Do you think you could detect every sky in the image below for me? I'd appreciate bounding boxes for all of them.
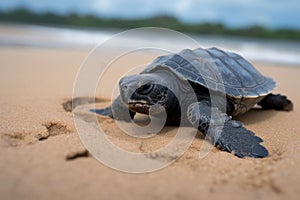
[0,0,300,29]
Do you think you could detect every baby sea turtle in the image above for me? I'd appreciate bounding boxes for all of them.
[96,47,293,158]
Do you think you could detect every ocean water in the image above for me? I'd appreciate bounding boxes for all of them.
[1,24,300,66]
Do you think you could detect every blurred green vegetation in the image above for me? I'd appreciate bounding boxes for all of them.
[1,8,300,40]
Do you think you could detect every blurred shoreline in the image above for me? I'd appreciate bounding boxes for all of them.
[1,23,300,66]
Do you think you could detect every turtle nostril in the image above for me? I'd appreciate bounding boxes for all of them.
[121,84,128,91]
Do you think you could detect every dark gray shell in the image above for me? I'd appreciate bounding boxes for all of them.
[142,47,276,98]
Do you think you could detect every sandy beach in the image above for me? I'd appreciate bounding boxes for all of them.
[0,45,300,200]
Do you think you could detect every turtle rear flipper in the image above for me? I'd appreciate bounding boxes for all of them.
[258,93,293,111]
[187,100,268,158]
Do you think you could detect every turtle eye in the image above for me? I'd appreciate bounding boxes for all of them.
[137,83,154,95]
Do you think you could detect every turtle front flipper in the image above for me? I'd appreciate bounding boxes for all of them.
[187,101,269,158]
[91,96,135,122]
[215,122,268,158]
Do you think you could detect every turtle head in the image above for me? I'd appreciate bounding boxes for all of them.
[119,73,175,115]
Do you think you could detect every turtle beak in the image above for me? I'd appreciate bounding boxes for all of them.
[119,75,140,104]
